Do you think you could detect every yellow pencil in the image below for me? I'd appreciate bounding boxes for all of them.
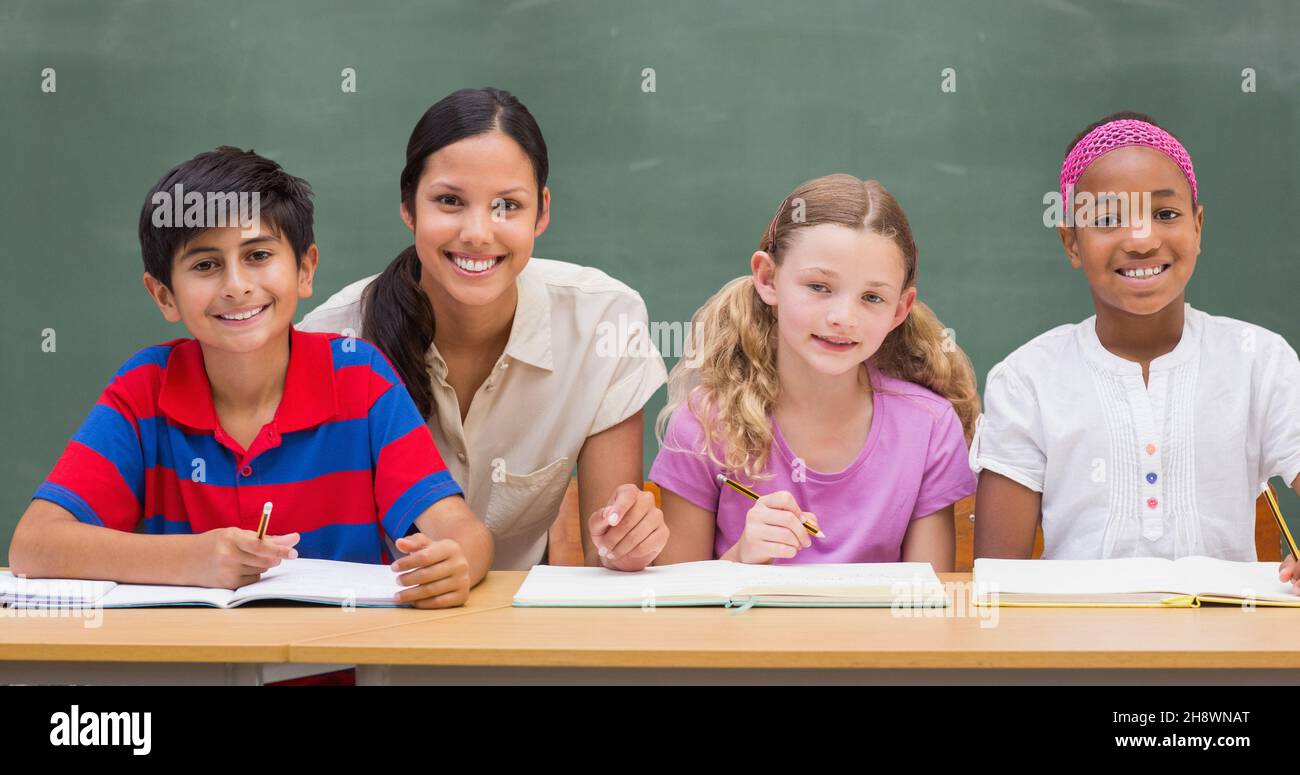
[715,474,825,538]
[1264,485,1298,560]
[256,501,273,541]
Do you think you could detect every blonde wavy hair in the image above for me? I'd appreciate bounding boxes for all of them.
[656,174,980,481]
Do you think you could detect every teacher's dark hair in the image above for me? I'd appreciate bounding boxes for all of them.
[362,87,549,419]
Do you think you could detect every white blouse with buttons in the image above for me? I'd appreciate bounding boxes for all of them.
[299,258,667,569]
[970,304,1300,561]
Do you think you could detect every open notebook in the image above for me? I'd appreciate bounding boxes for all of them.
[973,556,1300,608]
[513,560,947,608]
[0,558,405,609]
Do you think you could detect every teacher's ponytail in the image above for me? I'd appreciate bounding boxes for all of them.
[362,246,435,418]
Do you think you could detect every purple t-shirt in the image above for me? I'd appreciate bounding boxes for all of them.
[649,365,976,563]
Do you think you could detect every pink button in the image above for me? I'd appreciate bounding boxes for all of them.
[241,465,253,477]
[1146,497,1159,509]
[1145,443,1157,455]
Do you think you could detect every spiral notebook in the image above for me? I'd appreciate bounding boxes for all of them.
[0,558,406,609]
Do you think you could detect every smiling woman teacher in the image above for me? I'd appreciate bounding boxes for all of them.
[299,88,670,570]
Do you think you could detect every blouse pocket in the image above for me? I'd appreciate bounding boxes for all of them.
[484,456,573,540]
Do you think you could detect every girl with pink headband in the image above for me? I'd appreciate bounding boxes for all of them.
[970,111,1300,587]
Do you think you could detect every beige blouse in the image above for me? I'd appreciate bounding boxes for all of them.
[298,258,667,569]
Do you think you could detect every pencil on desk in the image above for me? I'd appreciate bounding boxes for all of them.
[715,474,825,538]
[257,501,273,541]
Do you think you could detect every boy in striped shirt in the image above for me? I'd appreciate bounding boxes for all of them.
[9,147,493,607]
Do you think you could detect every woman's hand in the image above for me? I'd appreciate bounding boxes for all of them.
[588,483,669,572]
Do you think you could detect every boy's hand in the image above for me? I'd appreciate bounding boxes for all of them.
[391,533,471,608]
[589,483,669,572]
[1279,554,1300,594]
[734,491,817,564]
[194,527,299,590]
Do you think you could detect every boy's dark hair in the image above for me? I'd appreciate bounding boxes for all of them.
[137,146,315,288]
[1066,110,1168,155]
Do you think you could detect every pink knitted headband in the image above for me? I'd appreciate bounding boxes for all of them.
[1059,119,1198,204]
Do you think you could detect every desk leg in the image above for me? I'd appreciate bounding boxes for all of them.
[229,663,264,685]
[354,665,391,686]
[0,661,270,685]
[260,663,354,684]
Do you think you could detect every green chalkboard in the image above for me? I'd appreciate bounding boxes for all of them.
[3,0,1298,558]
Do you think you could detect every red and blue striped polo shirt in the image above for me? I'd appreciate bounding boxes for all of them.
[32,327,463,565]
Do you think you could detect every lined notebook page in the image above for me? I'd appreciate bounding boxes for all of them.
[514,561,943,604]
[101,583,233,608]
[728,562,941,591]
[515,561,739,603]
[973,558,1182,595]
[1172,557,1298,601]
[232,558,404,606]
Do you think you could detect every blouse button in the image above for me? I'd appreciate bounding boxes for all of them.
[1145,443,1157,455]
[241,465,253,477]
[1146,472,1158,485]
[485,383,495,392]
[1146,497,1159,509]
[457,452,467,462]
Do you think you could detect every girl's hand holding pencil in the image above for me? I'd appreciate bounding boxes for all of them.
[720,489,822,565]
[1279,554,1300,595]
[1267,486,1300,594]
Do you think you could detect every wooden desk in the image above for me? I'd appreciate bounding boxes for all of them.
[0,571,519,685]
[290,572,1300,685]
[7,570,1300,685]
